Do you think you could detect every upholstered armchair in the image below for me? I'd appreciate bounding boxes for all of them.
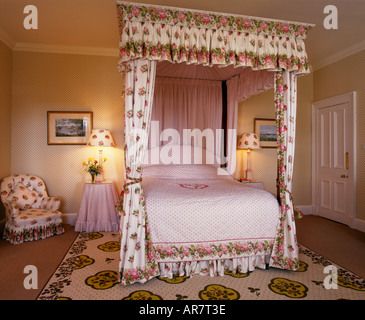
[0,174,64,244]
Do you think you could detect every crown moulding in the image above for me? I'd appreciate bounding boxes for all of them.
[12,42,119,57]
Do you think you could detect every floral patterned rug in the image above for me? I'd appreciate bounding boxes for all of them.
[37,231,365,300]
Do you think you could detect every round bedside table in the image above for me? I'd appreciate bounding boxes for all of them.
[75,181,120,232]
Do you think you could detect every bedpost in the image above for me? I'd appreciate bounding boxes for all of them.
[222,80,227,167]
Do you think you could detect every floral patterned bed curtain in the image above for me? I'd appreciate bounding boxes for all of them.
[118,59,160,285]
[270,71,301,270]
[116,1,313,284]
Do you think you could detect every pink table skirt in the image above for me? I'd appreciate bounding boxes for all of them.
[75,182,120,232]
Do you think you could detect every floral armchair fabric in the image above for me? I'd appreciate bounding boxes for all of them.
[0,174,64,244]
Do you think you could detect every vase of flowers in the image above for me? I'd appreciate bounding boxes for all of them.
[83,157,107,183]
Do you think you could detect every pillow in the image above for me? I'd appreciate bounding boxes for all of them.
[142,164,232,180]
[6,183,39,209]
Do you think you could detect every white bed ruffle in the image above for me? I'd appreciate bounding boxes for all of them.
[158,254,270,279]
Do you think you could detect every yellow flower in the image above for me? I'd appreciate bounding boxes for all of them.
[88,157,93,161]
[337,275,365,291]
[199,284,240,300]
[104,157,107,162]
[82,161,86,165]
[122,290,163,300]
[85,271,118,290]
[74,255,95,269]
[268,278,308,298]
[97,241,120,252]
[158,274,188,284]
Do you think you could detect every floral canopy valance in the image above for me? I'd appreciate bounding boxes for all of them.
[116,1,314,74]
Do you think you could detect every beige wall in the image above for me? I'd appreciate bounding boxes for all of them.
[236,73,313,206]
[313,50,365,221]
[12,51,125,213]
[0,40,12,221]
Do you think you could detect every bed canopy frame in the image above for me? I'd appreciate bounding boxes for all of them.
[115,1,314,285]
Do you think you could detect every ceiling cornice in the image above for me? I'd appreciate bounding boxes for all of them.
[312,39,365,71]
[0,28,15,49]
[12,42,119,57]
[2,37,365,70]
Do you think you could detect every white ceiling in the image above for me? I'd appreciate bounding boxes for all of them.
[1,0,365,70]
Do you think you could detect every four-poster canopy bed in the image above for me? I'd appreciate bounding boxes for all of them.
[115,1,314,285]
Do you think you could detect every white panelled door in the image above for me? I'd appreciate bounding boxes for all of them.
[312,92,356,226]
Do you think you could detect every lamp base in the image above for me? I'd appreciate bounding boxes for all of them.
[245,169,255,181]
[95,176,106,183]
[98,149,105,181]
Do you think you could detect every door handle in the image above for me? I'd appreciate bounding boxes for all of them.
[346,152,349,170]
[341,174,349,178]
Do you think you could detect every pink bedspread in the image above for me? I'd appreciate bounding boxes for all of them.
[143,176,280,264]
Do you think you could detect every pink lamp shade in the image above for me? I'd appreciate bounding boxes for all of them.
[237,133,261,181]
[237,133,261,150]
[87,129,115,147]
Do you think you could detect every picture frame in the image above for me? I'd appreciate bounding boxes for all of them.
[47,111,93,145]
[254,118,277,148]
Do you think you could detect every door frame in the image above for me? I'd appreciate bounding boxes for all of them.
[311,91,357,227]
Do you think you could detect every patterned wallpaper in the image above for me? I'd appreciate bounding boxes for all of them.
[11,52,125,213]
[0,40,12,221]
[0,40,12,177]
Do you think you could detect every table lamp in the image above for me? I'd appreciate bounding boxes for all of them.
[237,133,261,181]
[87,129,115,181]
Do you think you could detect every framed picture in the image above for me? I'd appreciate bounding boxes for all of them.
[254,118,277,148]
[47,111,93,145]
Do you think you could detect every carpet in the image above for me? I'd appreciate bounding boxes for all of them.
[37,231,365,301]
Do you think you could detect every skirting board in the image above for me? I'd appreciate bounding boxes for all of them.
[63,207,315,228]
[297,205,312,215]
[354,218,365,233]
[63,208,313,228]
[49,212,365,233]
[62,213,78,226]
[63,207,312,224]
[3,209,365,233]
[62,209,365,227]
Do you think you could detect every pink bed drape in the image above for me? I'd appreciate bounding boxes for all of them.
[226,76,239,175]
[149,77,223,163]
